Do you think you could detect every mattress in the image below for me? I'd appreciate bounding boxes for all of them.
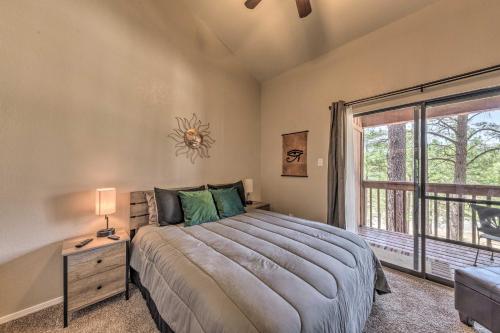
[130,210,390,333]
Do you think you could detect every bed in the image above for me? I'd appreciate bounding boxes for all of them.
[129,191,390,333]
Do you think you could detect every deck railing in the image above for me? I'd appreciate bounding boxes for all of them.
[361,180,500,245]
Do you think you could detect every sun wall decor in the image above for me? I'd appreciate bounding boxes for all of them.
[168,113,215,163]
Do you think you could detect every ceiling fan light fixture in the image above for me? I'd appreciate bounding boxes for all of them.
[244,0,312,18]
[244,0,262,9]
[296,0,312,18]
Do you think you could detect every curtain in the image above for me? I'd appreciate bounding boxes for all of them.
[344,107,357,232]
[327,101,347,228]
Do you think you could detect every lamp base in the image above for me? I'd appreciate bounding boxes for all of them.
[96,228,115,237]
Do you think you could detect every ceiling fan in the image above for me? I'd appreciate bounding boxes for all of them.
[244,0,312,18]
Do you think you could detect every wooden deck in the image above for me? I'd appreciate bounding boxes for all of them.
[359,226,498,281]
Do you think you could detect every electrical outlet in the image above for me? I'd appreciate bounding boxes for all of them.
[317,158,324,167]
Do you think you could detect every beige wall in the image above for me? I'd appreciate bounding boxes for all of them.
[0,0,260,317]
[261,0,500,223]
[3,0,500,320]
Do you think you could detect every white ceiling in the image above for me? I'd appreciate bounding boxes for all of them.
[182,0,438,81]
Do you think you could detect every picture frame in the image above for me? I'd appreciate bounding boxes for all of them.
[281,130,308,177]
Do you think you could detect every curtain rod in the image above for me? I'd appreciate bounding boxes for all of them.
[341,64,500,107]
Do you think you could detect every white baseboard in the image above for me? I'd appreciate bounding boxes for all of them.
[0,296,63,325]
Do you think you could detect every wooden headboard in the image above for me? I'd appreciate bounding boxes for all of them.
[130,191,152,234]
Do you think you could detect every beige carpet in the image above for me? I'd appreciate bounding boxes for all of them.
[0,268,489,333]
[363,269,488,333]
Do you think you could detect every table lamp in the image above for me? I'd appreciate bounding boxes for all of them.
[95,188,116,237]
[243,178,254,204]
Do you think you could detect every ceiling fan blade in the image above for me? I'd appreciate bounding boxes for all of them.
[295,0,312,18]
[244,0,262,9]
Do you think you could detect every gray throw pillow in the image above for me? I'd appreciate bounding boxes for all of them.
[154,185,206,226]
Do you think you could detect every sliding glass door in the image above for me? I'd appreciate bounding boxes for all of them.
[357,86,500,284]
[359,105,422,273]
[423,90,500,283]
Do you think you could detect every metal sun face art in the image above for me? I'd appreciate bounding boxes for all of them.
[168,113,215,163]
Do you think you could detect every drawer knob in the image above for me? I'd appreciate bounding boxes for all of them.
[97,259,102,264]
[97,285,102,290]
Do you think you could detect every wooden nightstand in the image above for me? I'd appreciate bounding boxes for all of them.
[62,229,129,327]
[246,201,271,211]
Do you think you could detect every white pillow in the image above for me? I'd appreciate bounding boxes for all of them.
[145,191,159,226]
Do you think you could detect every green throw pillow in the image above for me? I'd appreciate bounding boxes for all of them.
[179,190,219,226]
[209,187,246,218]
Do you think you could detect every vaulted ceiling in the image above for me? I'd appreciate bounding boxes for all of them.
[182,0,439,81]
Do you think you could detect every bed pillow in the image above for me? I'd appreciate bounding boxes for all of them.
[144,191,158,226]
[179,190,219,226]
[207,180,246,206]
[209,187,245,218]
[154,185,205,226]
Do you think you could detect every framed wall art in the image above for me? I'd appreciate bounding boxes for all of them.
[282,130,308,177]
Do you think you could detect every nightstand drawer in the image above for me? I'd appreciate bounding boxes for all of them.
[68,242,125,281]
[67,266,125,311]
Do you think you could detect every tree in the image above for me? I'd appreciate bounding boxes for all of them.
[427,112,500,240]
[363,110,499,240]
[364,127,388,180]
[387,124,406,232]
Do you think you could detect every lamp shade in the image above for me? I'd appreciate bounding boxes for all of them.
[95,188,116,216]
[243,179,254,194]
